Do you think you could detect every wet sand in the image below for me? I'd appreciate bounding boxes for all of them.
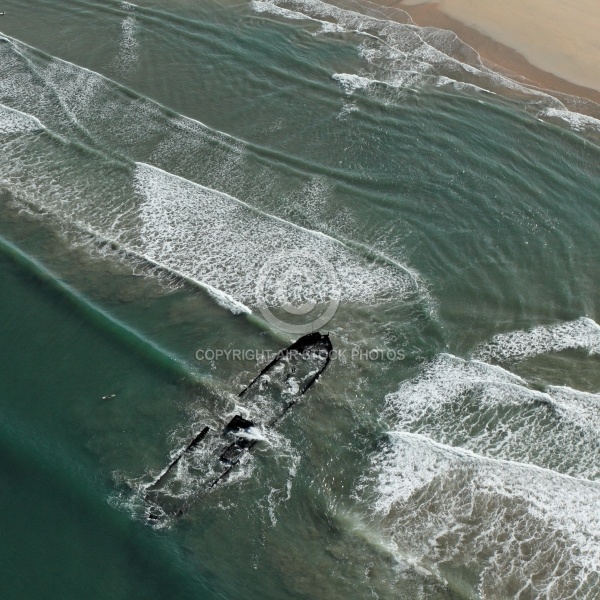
[362,0,600,110]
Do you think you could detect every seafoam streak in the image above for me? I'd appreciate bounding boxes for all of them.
[253,0,600,134]
[473,317,600,363]
[133,162,416,309]
[382,353,600,480]
[0,102,44,134]
[366,431,600,598]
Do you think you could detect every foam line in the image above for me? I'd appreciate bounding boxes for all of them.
[134,162,417,309]
[474,317,600,362]
[256,0,600,137]
[386,431,600,486]
[0,102,44,134]
[2,35,112,152]
[382,353,600,480]
[74,219,252,316]
[127,249,252,316]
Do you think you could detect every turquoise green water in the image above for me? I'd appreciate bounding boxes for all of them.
[0,0,599,598]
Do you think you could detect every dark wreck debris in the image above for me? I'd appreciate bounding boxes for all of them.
[239,331,333,398]
[145,426,210,493]
[219,436,254,464]
[219,415,256,463]
[214,332,333,471]
[145,332,333,520]
[225,415,254,431]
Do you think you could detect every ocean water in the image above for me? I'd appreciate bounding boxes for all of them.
[0,0,599,598]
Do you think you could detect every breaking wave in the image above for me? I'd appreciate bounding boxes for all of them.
[473,317,600,363]
[0,102,44,134]
[134,162,416,310]
[382,353,600,480]
[363,317,600,597]
[365,432,600,599]
[252,0,600,136]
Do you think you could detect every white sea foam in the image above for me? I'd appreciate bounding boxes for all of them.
[368,341,600,593]
[254,0,597,135]
[250,0,499,86]
[0,32,241,155]
[121,244,253,315]
[0,32,424,318]
[252,0,321,24]
[0,102,44,134]
[435,75,495,95]
[133,356,307,525]
[337,100,358,119]
[133,162,416,309]
[113,15,139,74]
[382,353,600,480]
[366,431,600,598]
[332,73,377,94]
[474,317,600,363]
[0,30,418,261]
[546,386,600,432]
[540,108,600,132]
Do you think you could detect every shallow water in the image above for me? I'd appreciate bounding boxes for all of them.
[0,0,599,598]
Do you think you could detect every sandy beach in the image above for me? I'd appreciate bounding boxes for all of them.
[367,0,600,108]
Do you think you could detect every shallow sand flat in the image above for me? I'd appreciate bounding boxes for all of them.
[400,0,600,93]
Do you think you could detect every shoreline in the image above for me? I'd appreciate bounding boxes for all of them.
[358,0,600,117]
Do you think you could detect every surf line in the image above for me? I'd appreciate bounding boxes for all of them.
[145,331,333,521]
[136,162,421,296]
